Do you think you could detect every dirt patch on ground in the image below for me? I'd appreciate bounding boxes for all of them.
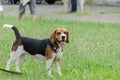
[1,4,120,23]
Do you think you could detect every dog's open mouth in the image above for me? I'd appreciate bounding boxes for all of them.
[60,41,65,47]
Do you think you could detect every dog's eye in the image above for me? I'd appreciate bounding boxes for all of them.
[64,32,67,34]
[57,32,61,35]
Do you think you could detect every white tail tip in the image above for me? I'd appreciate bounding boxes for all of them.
[3,24,13,28]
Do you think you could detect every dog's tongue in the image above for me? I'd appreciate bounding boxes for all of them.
[60,42,65,47]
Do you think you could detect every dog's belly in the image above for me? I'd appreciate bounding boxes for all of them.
[25,51,46,61]
[33,54,46,61]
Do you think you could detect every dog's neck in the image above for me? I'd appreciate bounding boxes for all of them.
[53,40,65,52]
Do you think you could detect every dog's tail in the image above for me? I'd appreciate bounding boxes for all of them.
[3,24,21,39]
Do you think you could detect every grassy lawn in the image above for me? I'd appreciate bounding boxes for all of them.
[0,16,120,80]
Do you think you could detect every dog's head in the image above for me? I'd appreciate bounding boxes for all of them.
[50,28,69,47]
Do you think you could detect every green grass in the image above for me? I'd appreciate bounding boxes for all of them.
[0,16,120,80]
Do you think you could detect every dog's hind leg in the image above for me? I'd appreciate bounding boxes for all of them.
[15,54,26,72]
[6,51,20,71]
[6,45,24,71]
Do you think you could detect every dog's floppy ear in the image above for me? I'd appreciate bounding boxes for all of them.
[66,30,69,43]
[50,29,56,43]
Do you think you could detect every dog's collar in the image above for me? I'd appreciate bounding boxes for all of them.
[53,44,60,51]
[47,39,59,52]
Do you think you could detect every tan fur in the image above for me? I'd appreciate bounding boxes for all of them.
[66,30,69,43]
[50,29,56,43]
[46,44,55,60]
[50,28,69,43]
[12,39,22,51]
[56,57,60,62]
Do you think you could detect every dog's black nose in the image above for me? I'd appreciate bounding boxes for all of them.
[62,36,65,40]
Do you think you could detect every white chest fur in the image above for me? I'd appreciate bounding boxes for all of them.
[56,47,63,59]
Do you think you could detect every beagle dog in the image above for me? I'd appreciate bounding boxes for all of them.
[3,24,69,77]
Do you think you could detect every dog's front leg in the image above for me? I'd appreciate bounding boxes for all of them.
[46,59,54,77]
[55,59,62,76]
[46,45,57,77]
